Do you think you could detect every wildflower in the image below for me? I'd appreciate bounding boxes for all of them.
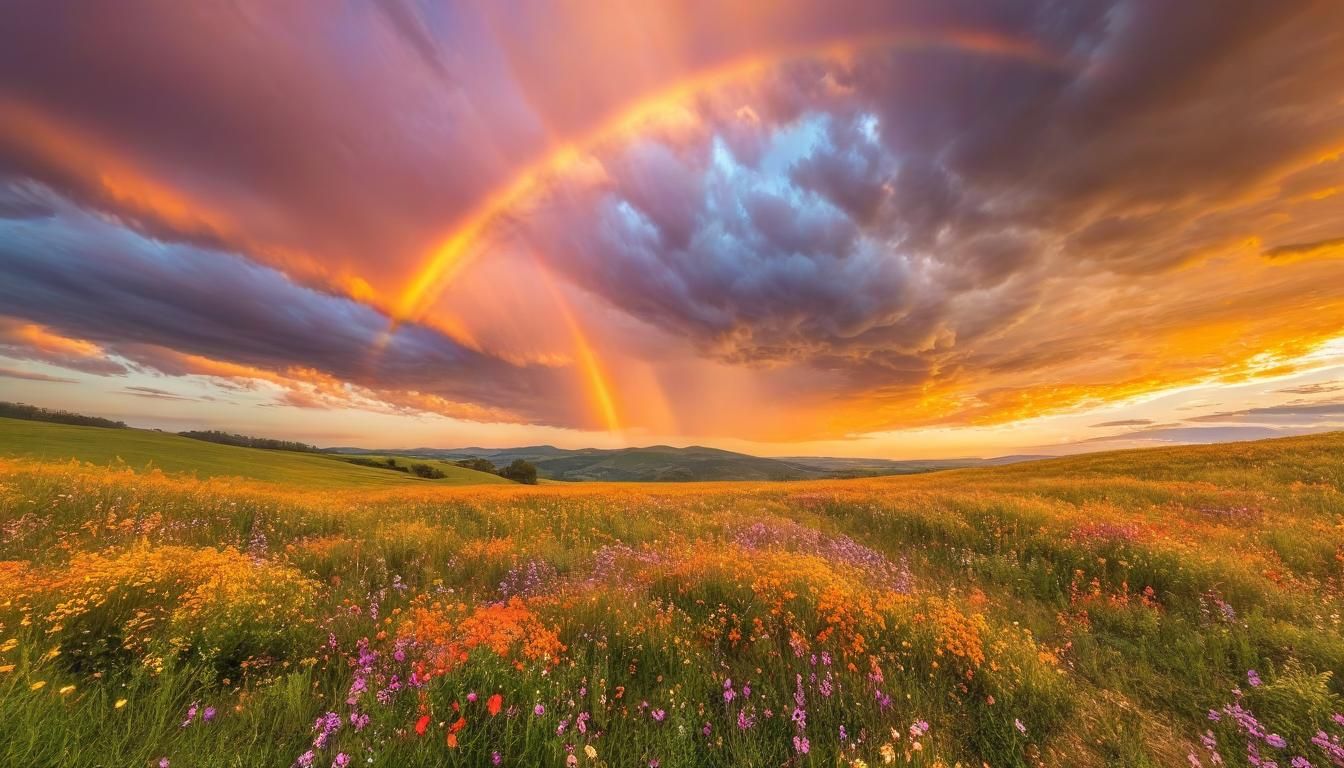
[296,751,315,768]
[585,745,597,759]
[488,693,503,716]
[880,743,896,764]
[0,665,13,673]
[1290,758,1311,768]
[1015,718,1027,735]
[203,706,216,723]
[58,685,75,695]
[1265,733,1286,749]
[159,760,169,768]
[29,681,45,691]
[492,751,502,766]
[468,692,478,703]
[115,699,127,709]
[534,703,546,716]
[1188,754,1203,767]
[332,754,350,768]
[566,756,578,768]
[651,708,666,722]
[793,736,810,754]
[1247,670,1262,688]
[737,710,755,730]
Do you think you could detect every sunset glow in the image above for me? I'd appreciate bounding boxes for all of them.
[2,2,1343,456]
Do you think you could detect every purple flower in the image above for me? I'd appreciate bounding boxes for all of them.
[467,692,478,703]
[1247,670,1262,688]
[202,707,216,723]
[793,736,810,754]
[332,754,350,768]
[534,704,546,716]
[737,710,755,730]
[1265,733,1286,749]
[651,709,666,722]
[296,752,315,768]
[158,760,170,768]
[1015,718,1027,735]
[492,751,502,766]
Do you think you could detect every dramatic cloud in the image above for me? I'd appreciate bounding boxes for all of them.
[1,0,1342,446]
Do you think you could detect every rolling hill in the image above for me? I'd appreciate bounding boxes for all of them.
[327,444,1045,481]
[0,417,507,488]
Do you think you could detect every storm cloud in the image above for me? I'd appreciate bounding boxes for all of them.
[1,0,1342,440]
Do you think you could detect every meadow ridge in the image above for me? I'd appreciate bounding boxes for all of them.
[0,428,1341,767]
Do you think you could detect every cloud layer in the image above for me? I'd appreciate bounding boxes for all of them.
[1,1,1343,441]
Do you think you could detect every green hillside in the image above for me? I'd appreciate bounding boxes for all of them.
[0,417,505,488]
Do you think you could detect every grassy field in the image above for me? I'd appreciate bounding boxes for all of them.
[0,430,1341,767]
[0,418,505,488]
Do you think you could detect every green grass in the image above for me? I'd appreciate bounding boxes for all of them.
[0,428,1341,767]
[330,453,512,485]
[0,417,505,488]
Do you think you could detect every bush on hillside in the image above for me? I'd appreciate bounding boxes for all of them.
[500,459,538,484]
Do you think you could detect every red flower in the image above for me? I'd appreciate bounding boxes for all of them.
[415,715,430,736]
[487,693,503,717]
[446,716,466,747]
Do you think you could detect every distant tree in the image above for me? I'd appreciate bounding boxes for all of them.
[500,459,538,485]
[0,401,126,429]
[409,462,446,479]
[455,457,498,475]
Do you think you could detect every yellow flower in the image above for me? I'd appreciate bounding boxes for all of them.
[584,745,598,760]
[29,680,46,690]
[59,685,76,695]
[0,664,15,673]
[115,699,128,709]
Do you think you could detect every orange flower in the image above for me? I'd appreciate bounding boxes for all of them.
[487,693,502,716]
[415,715,430,735]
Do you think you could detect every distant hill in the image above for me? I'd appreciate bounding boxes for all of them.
[325,444,1047,482]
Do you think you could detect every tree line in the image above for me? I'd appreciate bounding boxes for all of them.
[0,401,127,429]
[178,430,321,453]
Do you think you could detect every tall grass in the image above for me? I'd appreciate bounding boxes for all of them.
[0,431,1341,766]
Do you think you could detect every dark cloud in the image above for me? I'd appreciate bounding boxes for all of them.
[0,189,599,428]
[1188,401,1344,424]
[1262,236,1344,260]
[1278,382,1343,395]
[122,386,200,402]
[1090,419,1154,428]
[1080,425,1322,445]
[0,367,77,384]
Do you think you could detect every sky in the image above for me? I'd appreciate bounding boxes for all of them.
[1,0,1343,459]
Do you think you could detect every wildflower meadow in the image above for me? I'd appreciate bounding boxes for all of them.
[1,433,1342,767]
